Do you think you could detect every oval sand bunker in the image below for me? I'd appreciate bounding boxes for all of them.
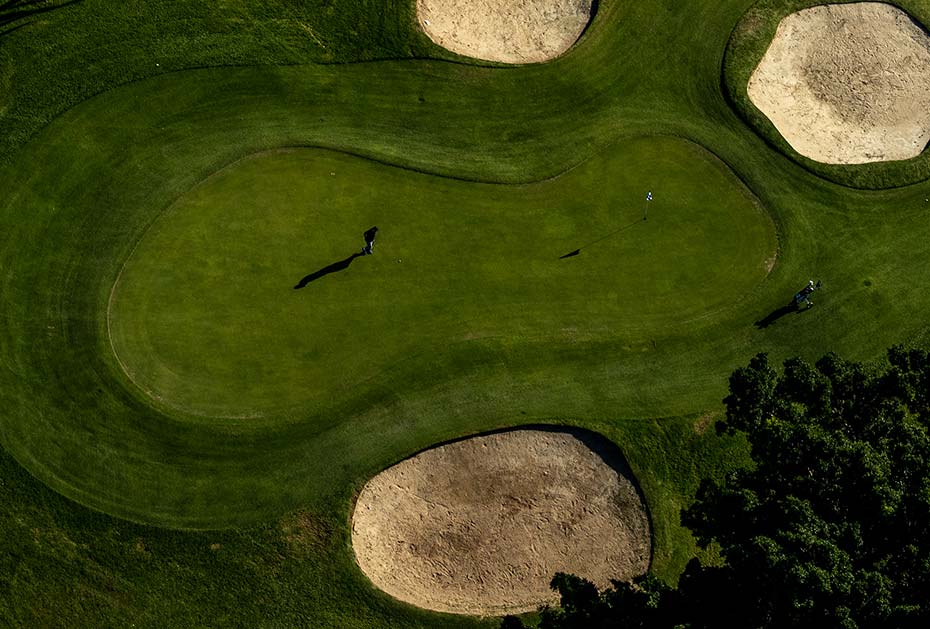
[417,0,593,63]
[748,2,930,164]
[351,428,651,615]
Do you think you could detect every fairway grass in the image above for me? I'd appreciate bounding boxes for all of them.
[109,139,775,418]
[3,0,930,626]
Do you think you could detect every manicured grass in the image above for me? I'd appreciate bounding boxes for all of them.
[108,140,774,418]
[2,0,930,626]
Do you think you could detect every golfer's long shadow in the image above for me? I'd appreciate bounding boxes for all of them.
[294,252,362,289]
[755,303,798,329]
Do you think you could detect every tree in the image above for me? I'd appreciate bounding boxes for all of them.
[507,346,930,628]
[501,616,526,629]
[536,572,675,629]
[682,347,930,628]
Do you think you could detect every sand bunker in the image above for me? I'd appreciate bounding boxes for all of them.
[748,2,930,164]
[351,428,651,615]
[417,0,593,63]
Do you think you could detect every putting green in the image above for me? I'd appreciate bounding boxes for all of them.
[108,138,775,418]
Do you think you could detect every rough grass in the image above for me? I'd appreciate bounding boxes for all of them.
[2,0,930,626]
[0,0,444,162]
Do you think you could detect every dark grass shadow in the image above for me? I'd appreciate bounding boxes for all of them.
[0,0,83,29]
[577,0,600,39]
[755,302,814,328]
[0,17,30,37]
[755,303,795,328]
[294,252,363,289]
[1,0,44,11]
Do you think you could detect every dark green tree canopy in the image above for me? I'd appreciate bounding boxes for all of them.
[531,572,674,629]
[683,347,930,628]
[510,347,930,629]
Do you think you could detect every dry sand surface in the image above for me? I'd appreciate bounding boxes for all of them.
[351,428,651,615]
[748,2,930,164]
[417,0,593,63]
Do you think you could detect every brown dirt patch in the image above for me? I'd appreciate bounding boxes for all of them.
[351,428,651,616]
[748,3,930,164]
[693,411,718,435]
[417,0,593,64]
[280,510,332,551]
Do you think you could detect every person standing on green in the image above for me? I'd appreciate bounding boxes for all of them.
[362,226,378,255]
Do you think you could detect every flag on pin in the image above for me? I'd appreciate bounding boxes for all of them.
[646,191,653,201]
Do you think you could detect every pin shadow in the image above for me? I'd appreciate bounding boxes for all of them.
[294,252,363,289]
[559,219,643,259]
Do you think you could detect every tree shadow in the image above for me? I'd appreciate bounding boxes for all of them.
[293,252,363,289]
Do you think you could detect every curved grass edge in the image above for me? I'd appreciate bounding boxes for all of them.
[99,128,779,423]
[4,37,927,532]
[1,2,930,626]
[0,0,623,171]
[722,0,930,190]
[0,85,775,529]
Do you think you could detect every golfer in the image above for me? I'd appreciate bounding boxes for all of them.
[362,226,378,255]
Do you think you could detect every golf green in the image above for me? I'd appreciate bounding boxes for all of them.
[108,139,776,418]
[6,1,930,625]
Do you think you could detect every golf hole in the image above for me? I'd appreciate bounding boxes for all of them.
[351,427,651,615]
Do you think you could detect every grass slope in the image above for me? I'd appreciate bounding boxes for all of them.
[1,0,930,626]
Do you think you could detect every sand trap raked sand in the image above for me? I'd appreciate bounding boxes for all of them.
[417,0,593,63]
[351,428,651,615]
[748,3,930,164]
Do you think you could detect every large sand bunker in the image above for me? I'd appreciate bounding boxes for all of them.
[748,2,930,164]
[351,428,651,615]
[417,0,593,63]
